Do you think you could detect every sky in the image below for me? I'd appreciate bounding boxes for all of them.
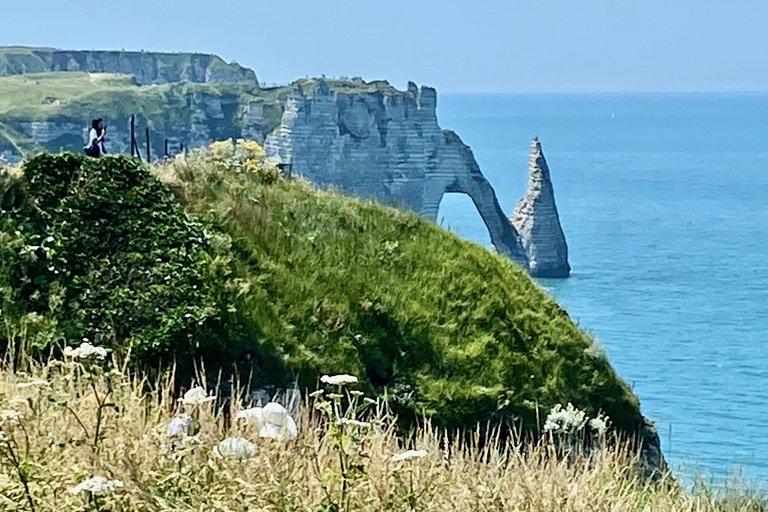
[3,0,768,93]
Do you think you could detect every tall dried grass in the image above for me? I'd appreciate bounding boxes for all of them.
[0,354,763,512]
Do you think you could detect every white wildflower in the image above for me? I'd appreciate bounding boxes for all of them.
[166,414,196,443]
[259,402,298,440]
[543,403,587,434]
[0,409,21,426]
[69,476,123,496]
[320,374,358,386]
[16,379,50,389]
[589,413,611,436]
[392,449,427,462]
[213,437,256,461]
[340,418,371,428]
[179,386,215,407]
[63,342,108,361]
[236,407,265,427]
[237,403,297,440]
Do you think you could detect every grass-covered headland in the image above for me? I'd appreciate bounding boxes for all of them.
[1,142,640,434]
[1,142,763,510]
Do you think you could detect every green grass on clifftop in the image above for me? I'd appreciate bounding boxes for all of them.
[0,142,642,436]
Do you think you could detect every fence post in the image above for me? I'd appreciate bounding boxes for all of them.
[164,138,169,158]
[130,115,135,157]
[146,128,151,161]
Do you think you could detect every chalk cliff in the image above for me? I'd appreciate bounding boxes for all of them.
[0,47,257,86]
[264,80,527,265]
[0,49,570,276]
[510,137,570,278]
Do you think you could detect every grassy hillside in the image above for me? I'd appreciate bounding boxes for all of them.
[1,142,642,439]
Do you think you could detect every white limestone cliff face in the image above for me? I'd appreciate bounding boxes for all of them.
[264,80,527,266]
[510,137,570,278]
[0,48,258,86]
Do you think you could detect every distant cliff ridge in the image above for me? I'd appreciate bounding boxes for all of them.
[0,47,258,86]
[0,48,569,276]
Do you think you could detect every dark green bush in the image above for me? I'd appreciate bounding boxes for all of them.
[0,154,287,385]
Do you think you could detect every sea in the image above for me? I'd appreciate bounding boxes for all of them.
[436,92,768,483]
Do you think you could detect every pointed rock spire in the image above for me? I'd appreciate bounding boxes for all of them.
[510,137,570,278]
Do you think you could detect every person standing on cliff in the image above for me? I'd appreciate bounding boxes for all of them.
[84,118,107,157]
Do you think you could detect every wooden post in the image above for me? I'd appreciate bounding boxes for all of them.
[130,115,135,157]
[164,138,169,158]
[146,128,151,161]
[180,142,184,154]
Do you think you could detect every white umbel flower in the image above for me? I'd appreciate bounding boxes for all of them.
[0,409,21,426]
[237,403,297,440]
[213,437,256,461]
[543,403,587,434]
[236,407,265,427]
[392,449,427,462]
[63,342,108,361]
[166,413,197,445]
[320,374,358,386]
[16,379,49,389]
[179,386,215,407]
[259,402,298,440]
[589,413,611,436]
[340,418,371,428]
[69,476,123,496]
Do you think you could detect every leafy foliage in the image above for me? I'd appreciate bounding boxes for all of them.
[0,152,286,386]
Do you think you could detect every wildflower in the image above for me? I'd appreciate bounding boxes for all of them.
[213,437,256,461]
[320,374,358,386]
[0,409,21,426]
[589,413,611,436]
[179,386,215,407]
[543,403,587,434]
[16,379,49,389]
[237,403,298,440]
[340,418,371,428]
[166,413,197,444]
[260,403,298,440]
[236,406,265,427]
[63,342,108,361]
[69,476,123,496]
[392,450,427,462]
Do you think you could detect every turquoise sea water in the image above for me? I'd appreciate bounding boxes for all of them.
[437,93,768,481]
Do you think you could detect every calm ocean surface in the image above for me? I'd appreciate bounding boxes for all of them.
[437,93,768,481]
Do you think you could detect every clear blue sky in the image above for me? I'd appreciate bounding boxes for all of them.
[5,0,768,93]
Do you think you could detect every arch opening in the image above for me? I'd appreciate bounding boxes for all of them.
[436,192,492,248]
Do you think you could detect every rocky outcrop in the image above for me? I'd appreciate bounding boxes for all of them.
[0,47,257,86]
[510,138,570,278]
[264,80,527,266]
